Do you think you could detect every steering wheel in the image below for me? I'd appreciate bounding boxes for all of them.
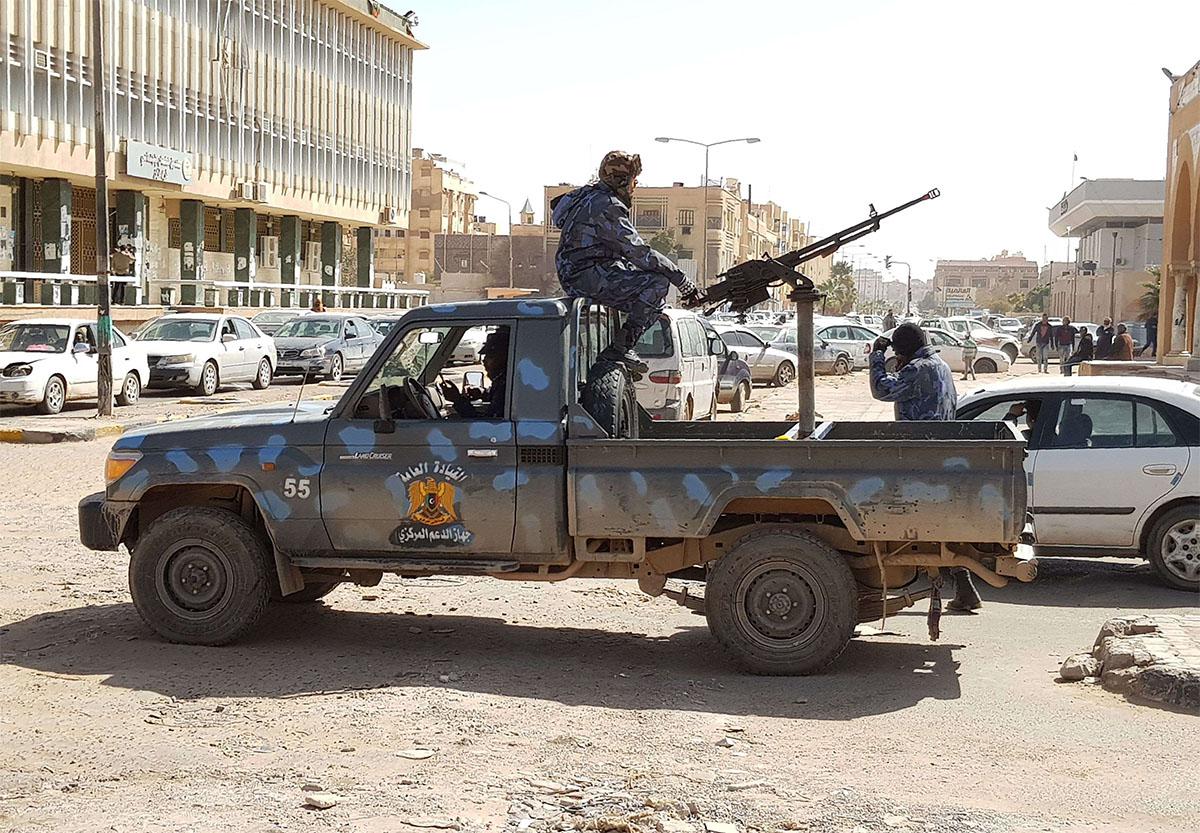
[405,377,441,420]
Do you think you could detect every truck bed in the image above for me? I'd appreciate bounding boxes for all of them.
[567,420,1026,544]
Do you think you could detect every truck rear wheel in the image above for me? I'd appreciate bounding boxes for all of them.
[129,506,272,646]
[581,360,639,439]
[706,527,858,675]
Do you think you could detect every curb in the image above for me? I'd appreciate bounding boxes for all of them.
[0,418,161,445]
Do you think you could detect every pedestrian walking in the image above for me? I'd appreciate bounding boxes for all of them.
[883,309,896,331]
[1055,316,1077,375]
[1095,317,1115,359]
[1027,313,1055,373]
[868,322,981,612]
[1109,323,1135,361]
[311,297,326,313]
[1138,313,1158,357]
[1063,327,1094,376]
[109,243,135,305]
[960,332,977,380]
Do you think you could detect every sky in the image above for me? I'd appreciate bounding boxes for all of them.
[407,0,1199,282]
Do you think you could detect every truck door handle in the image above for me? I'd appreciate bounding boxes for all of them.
[467,448,498,458]
[1142,464,1177,476]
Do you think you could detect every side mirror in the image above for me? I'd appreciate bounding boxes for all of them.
[72,342,90,354]
[463,370,485,389]
[819,339,830,348]
[222,333,237,343]
[728,350,739,362]
[417,330,443,345]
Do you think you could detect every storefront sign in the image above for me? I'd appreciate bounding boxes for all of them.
[125,140,193,185]
[941,286,975,309]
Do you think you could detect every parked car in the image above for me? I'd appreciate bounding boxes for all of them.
[250,309,307,336]
[881,326,1011,374]
[714,324,806,385]
[0,318,149,414]
[983,315,1024,338]
[633,308,720,420]
[370,314,406,339]
[740,324,854,377]
[957,377,1199,590]
[814,318,879,369]
[273,314,382,382]
[700,320,752,413]
[923,316,1020,364]
[136,313,276,395]
[449,325,490,365]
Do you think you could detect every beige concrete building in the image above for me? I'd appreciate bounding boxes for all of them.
[1160,59,1200,364]
[0,0,427,311]
[933,252,1039,311]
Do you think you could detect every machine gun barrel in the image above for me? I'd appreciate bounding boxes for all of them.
[697,188,940,313]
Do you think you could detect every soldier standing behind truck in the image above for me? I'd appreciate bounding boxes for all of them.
[867,322,983,612]
[552,150,701,376]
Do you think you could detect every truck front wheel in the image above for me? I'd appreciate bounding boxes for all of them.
[706,528,858,675]
[129,506,272,645]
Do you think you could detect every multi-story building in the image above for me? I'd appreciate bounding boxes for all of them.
[0,0,428,312]
[1047,179,1164,323]
[932,252,1039,311]
[853,267,884,305]
[1161,59,1199,365]
[430,231,557,302]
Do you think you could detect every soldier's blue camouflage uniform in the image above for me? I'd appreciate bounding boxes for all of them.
[552,182,695,341]
[868,345,958,420]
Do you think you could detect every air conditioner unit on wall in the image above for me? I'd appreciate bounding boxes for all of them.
[260,236,280,269]
[237,181,255,201]
[305,241,322,272]
[34,50,50,71]
[253,181,268,202]
[380,206,399,225]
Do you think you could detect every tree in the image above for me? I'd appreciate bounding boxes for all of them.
[821,273,857,315]
[647,230,680,263]
[1139,267,1161,318]
[831,260,854,280]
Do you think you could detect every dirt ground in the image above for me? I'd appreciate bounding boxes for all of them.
[1,366,1197,833]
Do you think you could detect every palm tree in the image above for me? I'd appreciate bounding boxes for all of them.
[821,274,857,315]
[1139,267,1160,318]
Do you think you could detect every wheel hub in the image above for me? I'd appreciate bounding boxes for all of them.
[742,567,817,642]
[1163,521,1200,581]
[161,546,228,613]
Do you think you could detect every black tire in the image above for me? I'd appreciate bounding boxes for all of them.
[706,527,858,675]
[129,506,272,645]
[580,360,639,439]
[116,371,141,406]
[195,361,219,396]
[37,375,66,415]
[252,358,273,390]
[730,381,749,413]
[884,357,898,373]
[974,357,998,374]
[272,580,339,603]
[1002,344,1019,364]
[326,353,344,382]
[1146,504,1200,591]
[833,356,851,376]
[773,361,795,386]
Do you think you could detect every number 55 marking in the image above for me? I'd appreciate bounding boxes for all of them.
[283,477,311,499]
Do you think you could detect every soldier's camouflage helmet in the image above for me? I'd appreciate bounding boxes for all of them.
[598,151,642,205]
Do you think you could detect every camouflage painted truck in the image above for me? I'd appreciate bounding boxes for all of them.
[79,298,1036,674]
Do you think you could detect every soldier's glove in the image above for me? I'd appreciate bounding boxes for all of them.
[676,276,702,308]
[872,336,892,354]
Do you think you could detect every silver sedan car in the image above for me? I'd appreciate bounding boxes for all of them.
[718,324,853,382]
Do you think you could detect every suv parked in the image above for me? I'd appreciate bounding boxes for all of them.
[633,308,721,420]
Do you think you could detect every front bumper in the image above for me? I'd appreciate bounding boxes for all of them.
[0,378,42,403]
[148,365,199,386]
[78,491,134,551]
[276,357,331,375]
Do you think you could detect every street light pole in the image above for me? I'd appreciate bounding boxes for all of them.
[886,257,912,316]
[654,136,760,289]
[480,191,514,289]
[92,0,113,416]
[1109,231,1118,321]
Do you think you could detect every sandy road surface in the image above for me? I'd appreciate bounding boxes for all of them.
[1,363,1196,833]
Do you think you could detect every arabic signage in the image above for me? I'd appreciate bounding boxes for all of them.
[941,286,975,309]
[124,139,193,185]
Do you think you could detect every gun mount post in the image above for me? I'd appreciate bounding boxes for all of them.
[791,281,822,436]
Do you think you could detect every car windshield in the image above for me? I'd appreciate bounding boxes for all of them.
[137,319,217,342]
[0,323,72,353]
[633,318,672,358]
[998,318,1020,328]
[373,319,399,337]
[748,325,782,342]
[274,318,342,339]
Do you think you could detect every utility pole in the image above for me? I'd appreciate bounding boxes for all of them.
[1109,231,1118,321]
[886,256,912,317]
[92,0,113,416]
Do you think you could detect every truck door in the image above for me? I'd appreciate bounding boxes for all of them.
[319,321,518,555]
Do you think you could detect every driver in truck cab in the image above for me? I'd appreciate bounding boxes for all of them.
[439,329,508,419]
[552,150,702,377]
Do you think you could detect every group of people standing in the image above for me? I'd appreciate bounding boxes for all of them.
[1025,313,1146,375]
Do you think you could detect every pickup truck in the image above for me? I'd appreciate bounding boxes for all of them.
[79,298,1036,675]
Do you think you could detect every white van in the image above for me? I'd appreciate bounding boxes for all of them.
[633,308,721,420]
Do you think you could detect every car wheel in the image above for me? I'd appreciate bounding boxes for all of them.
[37,375,67,415]
[773,361,795,386]
[833,356,851,376]
[129,506,272,645]
[730,381,750,413]
[706,527,858,675]
[1147,505,1200,591]
[326,353,344,382]
[251,358,273,390]
[116,372,141,406]
[974,357,998,374]
[1002,344,1019,364]
[195,361,219,396]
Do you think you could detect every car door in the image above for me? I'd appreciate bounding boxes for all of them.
[67,324,100,398]
[1028,395,1191,548]
[232,317,267,379]
[319,320,517,555]
[109,328,136,386]
[927,330,964,371]
[691,318,718,416]
[215,317,246,380]
[675,318,701,417]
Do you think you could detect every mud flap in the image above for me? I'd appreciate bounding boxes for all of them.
[927,568,944,641]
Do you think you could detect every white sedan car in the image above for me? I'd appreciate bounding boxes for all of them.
[136,313,276,396]
[881,327,1011,374]
[957,376,1199,590]
[0,318,149,414]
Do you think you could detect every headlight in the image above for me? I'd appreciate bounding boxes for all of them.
[2,364,32,378]
[159,354,194,365]
[299,347,324,358]
[105,450,142,484]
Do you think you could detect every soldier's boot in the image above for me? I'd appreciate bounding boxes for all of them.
[945,567,983,613]
[599,322,649,376]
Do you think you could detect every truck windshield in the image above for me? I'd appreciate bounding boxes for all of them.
[363,325,454,392]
